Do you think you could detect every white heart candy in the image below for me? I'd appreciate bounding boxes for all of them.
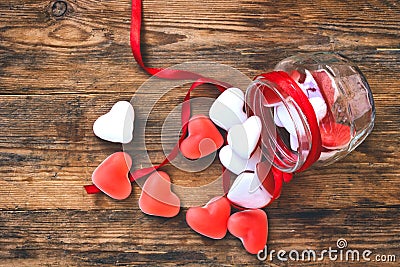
[227,116,262,159]
[93,101,135,144]
[309,96,327,122]
[219,146,262,175]
[290,134,299,151]
[209,87,247,131]
[273,105,284,127]
[275,103,304,137]
[227,172,272,209]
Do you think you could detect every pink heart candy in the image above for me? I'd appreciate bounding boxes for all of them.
[139,171,180,218]
[180,115,224,159]
[228,209,268,254]
[91,152,132,200]
[186,196,231,239]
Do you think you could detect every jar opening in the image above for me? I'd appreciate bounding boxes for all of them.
[246,75,314,173]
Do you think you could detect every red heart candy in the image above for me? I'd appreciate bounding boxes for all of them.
[227,209,268,254]
[319,116,351,149]
[186,196,231,239]
[312,69,337,108]
[92,152,132,200]
[289,69,305,83]
[180,115,224,159]
[139,171,180,218]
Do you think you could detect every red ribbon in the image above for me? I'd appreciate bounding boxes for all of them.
[84,0,232,194]
[257,71,322,172]
[85,0,320,203]
[84,77,231,194]
[131,0,204,80]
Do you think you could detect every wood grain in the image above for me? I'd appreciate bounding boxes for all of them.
[0,0,399,266]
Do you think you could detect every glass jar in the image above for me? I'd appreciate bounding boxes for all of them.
[246,52,375,173]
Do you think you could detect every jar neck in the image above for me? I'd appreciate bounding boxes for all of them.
[246,71,322,173]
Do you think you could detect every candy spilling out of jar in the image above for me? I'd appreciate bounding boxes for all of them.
[86,53,375,255]
[87,86,353,253]
[89,91,272,254]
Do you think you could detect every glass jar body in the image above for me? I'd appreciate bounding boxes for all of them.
[246,52,375,172]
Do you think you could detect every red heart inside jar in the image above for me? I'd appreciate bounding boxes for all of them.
[246,52,375,173]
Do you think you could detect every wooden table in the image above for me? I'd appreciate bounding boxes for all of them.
[0,0,399,266]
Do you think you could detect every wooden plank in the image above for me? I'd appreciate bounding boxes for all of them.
[0,208,398,266]
[0,0,398,94]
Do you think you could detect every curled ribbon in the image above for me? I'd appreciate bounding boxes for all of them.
[85,0,321,208]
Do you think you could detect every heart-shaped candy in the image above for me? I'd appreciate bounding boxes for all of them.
[91,152,132,200]
[289,69,304,83]
[312,69,339,108]
[227,116,262,159]
[186,196,231,239]
[180,115,224,160]
[274,98,327,153]
[227,172,272,209]
[139,171,180,218]
[274,102,305,137]
[274,101,308,152]
[309,96,327,122]
[227,209,268,254]
[319,117,351,149]
[93,101,135,144]
[209,87,247,131]
[316,69,370,120]
[290,133,299,151]
[219,145,262,175]
[273,107,284,127]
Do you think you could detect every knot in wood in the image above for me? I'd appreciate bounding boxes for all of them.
[51,1,67,17]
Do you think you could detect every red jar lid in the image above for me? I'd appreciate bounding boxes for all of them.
[247,71,322,173]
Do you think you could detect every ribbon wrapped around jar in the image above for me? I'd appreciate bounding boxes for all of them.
[247,52,375,174]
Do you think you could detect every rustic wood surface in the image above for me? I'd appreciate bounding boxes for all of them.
[0,0,399,266]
